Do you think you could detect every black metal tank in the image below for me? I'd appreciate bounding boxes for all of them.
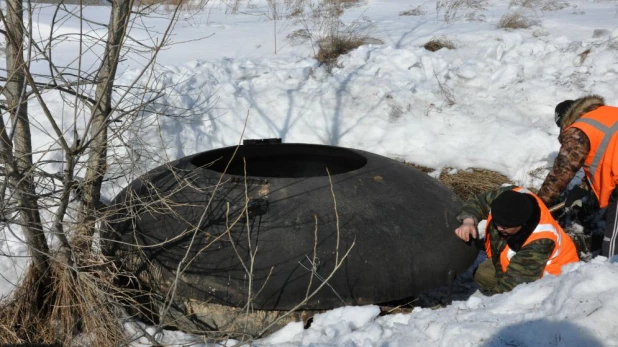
[104,143,478,310]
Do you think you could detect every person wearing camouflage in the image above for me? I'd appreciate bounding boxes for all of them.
[454,186,579,294]
[539,95,618,258]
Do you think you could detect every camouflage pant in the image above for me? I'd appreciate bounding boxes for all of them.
[473,258,497,291]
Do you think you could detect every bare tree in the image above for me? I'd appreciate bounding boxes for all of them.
[0,0,201,344]
[75,0,133,251]
[1,0,49,275]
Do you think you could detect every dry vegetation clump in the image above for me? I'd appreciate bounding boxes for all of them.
[540,0,569,11]
[325,0,363,9]
[288,7,304,18]
[424,36,456,52]
[497,10,533,29]
[510,0,567,11]
[0,253,138,345]
[438,168,512,200]
[287,28,313,45]
[578,48,591,64]
[436,0,488,23]
[316,35,382,68]
[509,0,542,7]
[409,164,512,201]
[286,0,381,69]
[399,6,426,16]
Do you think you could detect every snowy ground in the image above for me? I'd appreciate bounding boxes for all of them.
[2,0,618,345]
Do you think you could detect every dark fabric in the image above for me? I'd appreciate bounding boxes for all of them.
[503,195,541,252]
[491,190,534,228]
[603,188,618,257]
[555,99,575,127]
[565,184,589,208]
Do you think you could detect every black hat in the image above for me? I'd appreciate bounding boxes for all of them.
[491,190,533,228]
[554,99,575,127]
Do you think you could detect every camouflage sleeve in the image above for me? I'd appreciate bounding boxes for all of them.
[488,238,555,293]
[537,128,589,207]
[457,185,516,224]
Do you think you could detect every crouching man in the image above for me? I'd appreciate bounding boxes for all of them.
[454,186,580,294]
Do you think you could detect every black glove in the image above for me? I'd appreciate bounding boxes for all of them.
[565,185,588,210]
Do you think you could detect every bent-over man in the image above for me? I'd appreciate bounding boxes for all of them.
[538,95,618,257]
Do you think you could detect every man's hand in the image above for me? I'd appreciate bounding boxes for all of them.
[455,218,478,242]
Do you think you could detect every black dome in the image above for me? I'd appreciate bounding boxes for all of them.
[104,143,478,310]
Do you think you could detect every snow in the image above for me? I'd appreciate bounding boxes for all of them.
[2,0,618,345]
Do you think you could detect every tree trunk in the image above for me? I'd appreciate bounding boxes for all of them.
[1,0,50,273]
[75,0,133,250]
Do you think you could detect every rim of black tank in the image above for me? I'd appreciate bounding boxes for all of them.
[190,143,368,178]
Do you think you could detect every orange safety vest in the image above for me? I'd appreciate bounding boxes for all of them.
[484,188,579,276]
[566,106,618,208]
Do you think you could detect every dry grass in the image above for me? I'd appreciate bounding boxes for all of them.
[436,0,488,23]
[325,0,363,9]
[509,0,568,11]
[0,253,137,345]
[433,71,456,106]
[509,0,542,7]
[541,0,569,11]
[579,48,591,64]
[287,29,313,45]
[424,36,455,52]
[288,7,304,18]
[409,164,512,201]
[316,35,383,68]
[400,6,426,16]
[497,10,533,29]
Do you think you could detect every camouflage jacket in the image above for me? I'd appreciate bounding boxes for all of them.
[457,185,555,294]
[537,127,590,206]
[538,96,606,206]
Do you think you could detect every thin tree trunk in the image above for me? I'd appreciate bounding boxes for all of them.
[1,0,49,272]
[75,0,133,250]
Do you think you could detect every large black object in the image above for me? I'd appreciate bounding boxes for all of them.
[104,143,478,310]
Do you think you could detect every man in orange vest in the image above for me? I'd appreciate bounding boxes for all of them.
[454,187,579,294]
[538,95,618,258]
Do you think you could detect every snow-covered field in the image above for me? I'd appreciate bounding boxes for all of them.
[2,0,618,345]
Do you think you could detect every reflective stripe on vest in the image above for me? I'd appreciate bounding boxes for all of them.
[567,106,618,208]
[503,223,562,265]
[573,117,618,188]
